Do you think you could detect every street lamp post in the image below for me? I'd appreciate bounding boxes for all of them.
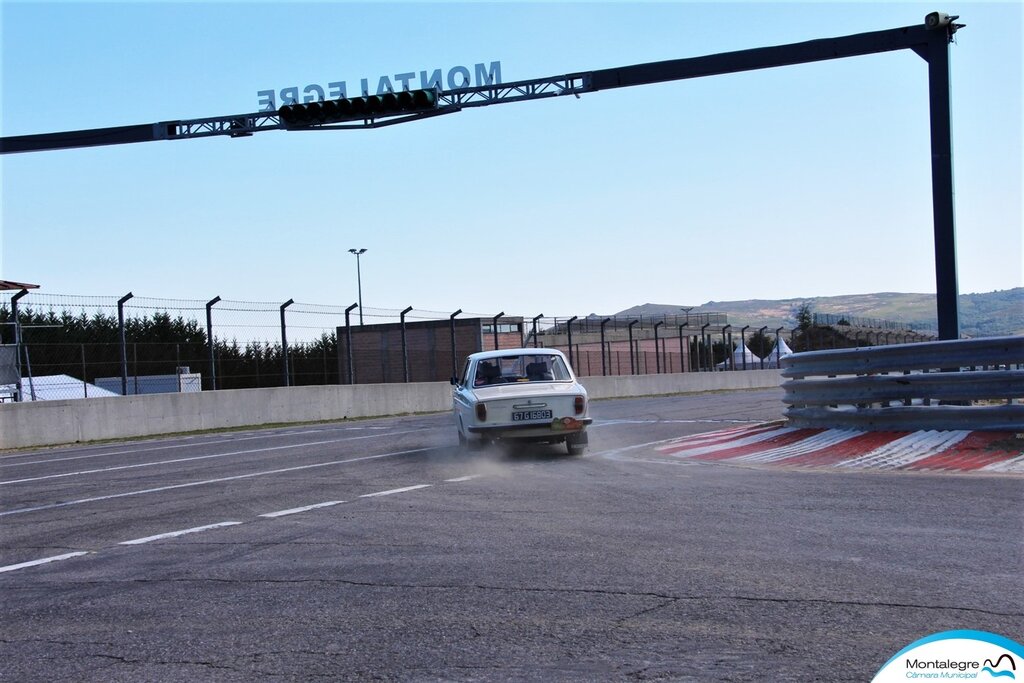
[348,248,367,324]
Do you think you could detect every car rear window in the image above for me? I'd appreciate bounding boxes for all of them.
[473,355,571,386]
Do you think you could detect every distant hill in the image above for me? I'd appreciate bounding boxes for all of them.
[615,289,1023,337]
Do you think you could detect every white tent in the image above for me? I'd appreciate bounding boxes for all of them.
[2,375,120,402]
[716,343,762,370]
[763,336,794,369]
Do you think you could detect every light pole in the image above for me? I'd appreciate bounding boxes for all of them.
[348,248,367,324]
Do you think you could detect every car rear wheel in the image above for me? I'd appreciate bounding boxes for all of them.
[566,432,587,456]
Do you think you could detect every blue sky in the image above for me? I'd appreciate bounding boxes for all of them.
[1,1,1021,319]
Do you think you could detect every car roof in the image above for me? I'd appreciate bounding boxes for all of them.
[468,348,566,362]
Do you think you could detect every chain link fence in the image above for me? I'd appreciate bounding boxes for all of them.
[1,292,936,402]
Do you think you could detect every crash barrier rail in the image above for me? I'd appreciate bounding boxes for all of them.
[781,336,1024,431]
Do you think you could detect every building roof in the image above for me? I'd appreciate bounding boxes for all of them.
[0,280,40,291]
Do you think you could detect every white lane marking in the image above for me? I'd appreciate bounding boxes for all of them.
[592,419,762,428]
[260,501,345,518]
[444,475,481,483]
[592,437,696,461]
[119,521,242,546]
[0,551,91,574]
[655,424,778,449]
[0,428,431,475]
[0,447,436,518]
[0,434,271,466]
[656,427,798,457]
[359,484,432,498]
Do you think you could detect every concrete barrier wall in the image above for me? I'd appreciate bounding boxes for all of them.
[0,370,783,449]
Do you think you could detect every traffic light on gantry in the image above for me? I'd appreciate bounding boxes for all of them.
[278,88,439,127]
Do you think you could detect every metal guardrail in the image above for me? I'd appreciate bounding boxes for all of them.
[782,336,1024,431]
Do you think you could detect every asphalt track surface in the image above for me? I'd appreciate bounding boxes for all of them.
[1,389,1021,681]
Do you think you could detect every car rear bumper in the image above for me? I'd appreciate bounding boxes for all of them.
[467,417,592,438]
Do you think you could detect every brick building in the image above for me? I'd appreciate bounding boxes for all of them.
[337,317,524,384]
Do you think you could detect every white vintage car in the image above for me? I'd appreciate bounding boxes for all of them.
[452,348,592,455]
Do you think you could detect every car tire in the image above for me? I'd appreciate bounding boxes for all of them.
[566,433,586,456]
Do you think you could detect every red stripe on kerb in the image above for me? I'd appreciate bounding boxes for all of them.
[907,431,1022,471]
[774,431,905,467]
[692,429,826,461]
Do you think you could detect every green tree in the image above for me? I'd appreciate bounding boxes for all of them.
[794,302,814,330]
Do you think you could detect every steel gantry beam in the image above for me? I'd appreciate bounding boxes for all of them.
[0,17,961,150]
[0,13,966,338]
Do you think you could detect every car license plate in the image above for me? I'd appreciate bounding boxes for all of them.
[512,410,552,422]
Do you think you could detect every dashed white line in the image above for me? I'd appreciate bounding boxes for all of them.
[359,484,432,498]
[0,551,91,574]
[119,521,242,546]
[0,475,485,573]
[0,428,432,483]
[0,447,434,518]
[260,501,345,518]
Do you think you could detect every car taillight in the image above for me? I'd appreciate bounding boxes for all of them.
[574,396,585,415]
[476,403,487,421]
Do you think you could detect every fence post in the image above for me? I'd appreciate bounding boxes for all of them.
[449,309,462,380]
[775,327,784,368]
[721,325,732,371]
[345,303,358,384]
[740,326,750,370]
[566,316,578,369]
[81,343,88,398]
[600,318,611,376]
[758,326,767,369]
[532,314,543,348]
[678,322,689,373]
[400,306,413,383]
[117,292,133,396]
[22,346,36,401]
[10,288,29,401]
[654,321,663,373]
[206,296,220,390]
[628,320,639,375]
[492,311,504,351]
[700,323,711,372]
[279,299,294,387]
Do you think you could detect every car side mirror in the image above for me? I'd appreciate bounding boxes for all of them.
[450,376,458,386]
